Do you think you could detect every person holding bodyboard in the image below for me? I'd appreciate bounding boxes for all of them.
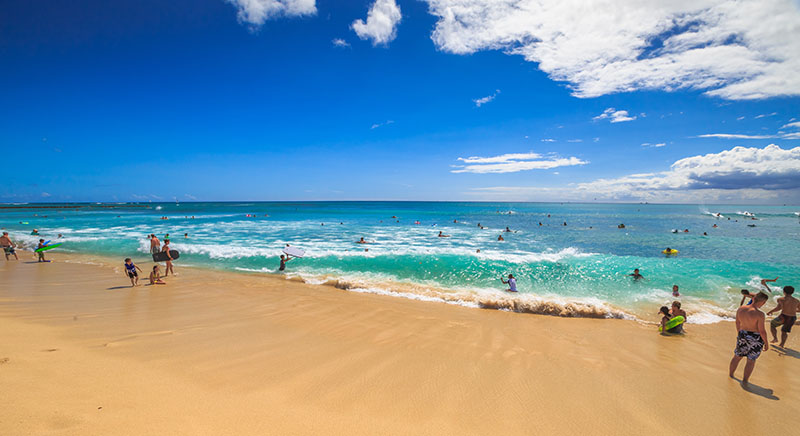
[280,246,305,271]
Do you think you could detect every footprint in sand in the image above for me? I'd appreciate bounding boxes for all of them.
[0,357,10,364]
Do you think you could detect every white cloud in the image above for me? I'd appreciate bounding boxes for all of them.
[594,108,637,123]
[541,138,556,142]
[351,0,402,46]
[332,38,350,48]
[642,142,667,147]
[184,194,197,200]
[227,0,316,28]
[473,89,500,107]
[698,133,776,139]
[470,144,800,202]
[41,192,51,198]
[567,139,583,142]
[452,152,587,173]
[781,121,800,129]
[424,0,800,100]
[371,120,394,129]
[737,116,746,121]
[754,112,778,119]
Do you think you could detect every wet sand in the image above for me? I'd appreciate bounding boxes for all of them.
[1,253,798,435]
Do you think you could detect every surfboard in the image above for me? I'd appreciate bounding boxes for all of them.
[35,243,61,252]
[282,246,305,258]
[152,250,180,262]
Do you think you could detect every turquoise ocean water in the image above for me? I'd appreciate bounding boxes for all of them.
[3,202,799,322]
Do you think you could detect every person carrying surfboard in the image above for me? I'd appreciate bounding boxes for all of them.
[279,254,293,271]
[162,240,174,276]
[36,239,48,262]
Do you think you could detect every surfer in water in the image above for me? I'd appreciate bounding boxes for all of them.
[438,231,450,238]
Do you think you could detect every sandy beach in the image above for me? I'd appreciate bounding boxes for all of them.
[2,252,798,436]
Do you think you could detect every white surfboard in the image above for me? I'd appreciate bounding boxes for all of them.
[282,246,305,258]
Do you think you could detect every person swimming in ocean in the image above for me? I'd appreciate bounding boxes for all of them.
[629,268,644,280]
[438,231,450,238]
[501,274,517,292]
[357,237,371,244]
[497,234,504,241]
[672,285,680,297]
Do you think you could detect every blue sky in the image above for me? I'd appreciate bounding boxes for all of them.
[1,0,799,203]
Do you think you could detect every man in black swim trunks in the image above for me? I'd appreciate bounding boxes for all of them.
[729,292,769,385]
[766,285,798,348]
[1,231,18,260]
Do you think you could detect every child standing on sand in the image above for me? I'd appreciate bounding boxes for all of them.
[36,239,47,262]
[124,258,143,287]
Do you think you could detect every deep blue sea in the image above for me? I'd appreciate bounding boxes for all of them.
[3,202,799,322]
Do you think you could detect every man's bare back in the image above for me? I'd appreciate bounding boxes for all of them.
[737,304,766,333]
[776,295,799,316]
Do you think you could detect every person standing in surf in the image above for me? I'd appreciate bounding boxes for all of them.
[279,254,294,272]
[150,234,161,255]
[162,240,174,276]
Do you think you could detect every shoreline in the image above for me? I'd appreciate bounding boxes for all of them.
[7,249,735,324]
[2,253,800,435]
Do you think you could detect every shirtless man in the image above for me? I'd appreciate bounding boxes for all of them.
[765,285,798,348]
[629,268,644,281]
[1,231,18,260]
[150,234,161,255]
[729,292,769,385]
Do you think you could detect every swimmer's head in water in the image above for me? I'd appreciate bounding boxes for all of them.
[673,285,679,291]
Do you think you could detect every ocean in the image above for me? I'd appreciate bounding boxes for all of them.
[3,202,799,323]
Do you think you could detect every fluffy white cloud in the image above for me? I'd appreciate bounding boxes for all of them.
[452,152,587,173]
[227,0,316,27]
[471,145,800,202]
[473,89,500,107]
[332,38,350,48]
[594,108,636,123]
[351,0,402,46]
[781,121,800,129]
[424,0,800,100]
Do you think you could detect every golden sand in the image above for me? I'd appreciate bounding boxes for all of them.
[1,253,798,435]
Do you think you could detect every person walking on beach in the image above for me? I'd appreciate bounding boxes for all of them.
[150,234,161,255]
[729,292,769,385]
[766,285,798,348]
[1,231,18,260]
[124,258,143,287]
[501,274,517,292]
[162,240,174,276]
